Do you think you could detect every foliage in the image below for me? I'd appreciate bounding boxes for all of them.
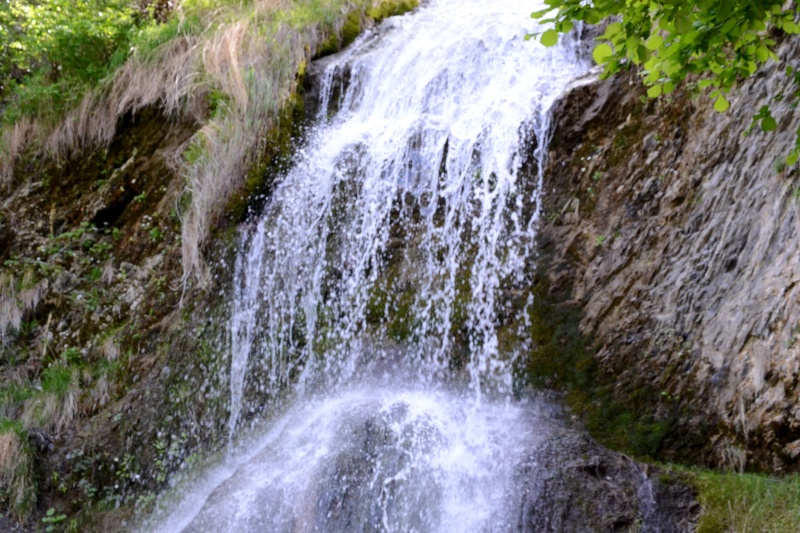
[532,0,800,165]
[0,0,151,125]
[41,507,67,532]
[665,466,800,532]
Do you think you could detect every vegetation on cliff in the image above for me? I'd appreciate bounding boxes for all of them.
[533,0,800,164]
[0,0,417,527]
[1,0,417,283]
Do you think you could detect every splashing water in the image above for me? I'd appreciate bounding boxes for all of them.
[152,0,592,530]
[228,0,589,428]
[157,384,561,533]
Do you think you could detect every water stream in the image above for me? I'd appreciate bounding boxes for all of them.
[151,0,591,530]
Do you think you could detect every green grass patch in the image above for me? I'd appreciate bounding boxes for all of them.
[0,417,24,435]
[41,365,75,396]
[665,466,800,532]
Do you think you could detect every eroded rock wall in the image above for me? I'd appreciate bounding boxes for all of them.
[541,39,800,471]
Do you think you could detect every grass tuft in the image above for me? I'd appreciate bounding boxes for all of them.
[0,420,36,521]
[665,466,800,532]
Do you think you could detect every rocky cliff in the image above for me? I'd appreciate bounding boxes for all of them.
[540,37,800,473]
[2,9,799,530]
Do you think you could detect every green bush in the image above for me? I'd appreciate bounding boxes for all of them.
[0,0,143,123]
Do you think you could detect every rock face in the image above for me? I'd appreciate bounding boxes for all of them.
[519,431,699,532]
[541,38,800,471]
[0,210,13,262]
[176,392,698,533]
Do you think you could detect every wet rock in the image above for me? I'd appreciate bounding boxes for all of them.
[53,271,79,294]
[179,397,698,533]
[0,210,13,261]
[518,431,699,533]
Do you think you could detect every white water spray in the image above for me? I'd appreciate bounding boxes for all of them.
[227,0,588,427]
[152,0,591,530]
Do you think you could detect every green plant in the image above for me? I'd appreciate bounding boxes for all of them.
[532,0,800,165]
[89,241,113,259]
[19,319,37,337]
[41,507,67,532]
[1,0,142,124]
[661,466,800,532]
[41,366,73,396]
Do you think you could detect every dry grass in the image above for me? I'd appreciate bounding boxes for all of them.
[0,119,41,189]
[0,427,36,521]
[1,0,403,285]
[18,271,48,311]
[0,274,23,343]
[19,391,78,436]
[0,271,48,343]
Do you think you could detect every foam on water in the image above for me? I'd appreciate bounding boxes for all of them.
[149,0,591,529]
[156,385,555,533]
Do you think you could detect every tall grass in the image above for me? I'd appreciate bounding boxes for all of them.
[661,464,800,533]
[693,470,800,532]
[0,420,36,521]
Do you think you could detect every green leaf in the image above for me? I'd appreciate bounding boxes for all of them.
[592,43,614,64]
[531,8,552,19]
[602,22,623,39]
[784,21,800,34]
[645,34,663,51]
[557,20,574,33]
[647,84,663,98]
[761,116,777,132]
[675,15,692,33]
[585,9,603,25]
[714,94,730,113]
[540,29,559,47]
[787,148,800,166]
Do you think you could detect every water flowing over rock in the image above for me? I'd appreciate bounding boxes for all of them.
[226,0,589,420]
[145,0,699,531]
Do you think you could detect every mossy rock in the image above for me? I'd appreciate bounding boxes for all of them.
[367,0,419,21]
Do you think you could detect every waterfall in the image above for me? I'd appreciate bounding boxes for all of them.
[151,0,591,530]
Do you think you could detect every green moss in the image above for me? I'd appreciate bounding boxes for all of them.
[222,85,306,226]
[340,11,363,50]
[518,266,680,460]
[367,0,420,21]
[318,0,419,56]
[365,271,417,342]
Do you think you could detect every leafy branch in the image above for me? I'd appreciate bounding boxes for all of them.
[531,0,800,165]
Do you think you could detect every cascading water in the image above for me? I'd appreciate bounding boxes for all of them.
[151,1,591,531]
